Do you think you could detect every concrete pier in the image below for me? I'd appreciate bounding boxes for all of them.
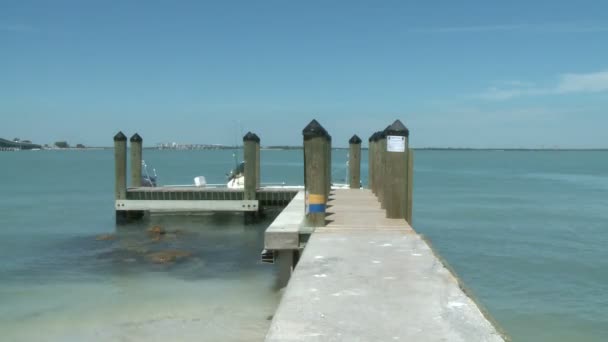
[110,121,506,340]
[265,189,506,342]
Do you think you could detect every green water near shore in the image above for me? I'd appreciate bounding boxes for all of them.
[0,149,607,341]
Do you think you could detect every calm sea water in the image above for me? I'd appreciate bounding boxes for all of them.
[1,149,607,341]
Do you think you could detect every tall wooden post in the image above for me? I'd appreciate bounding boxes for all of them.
[378,130,387,208]
[326,134,332,198]
[303,119,328,227]
[114,131,127,224]
[372,131,381,196]
[253,133,261,187]
[130,133,142,187]
[349,134,361,189]
[383,120,410,219]
[406,148,414,224]
[368,133,374,190]
[369,132,378,195]
[243,132,259,201]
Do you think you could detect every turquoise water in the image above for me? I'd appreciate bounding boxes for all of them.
[414,150,608,341]
[1,149,607,341]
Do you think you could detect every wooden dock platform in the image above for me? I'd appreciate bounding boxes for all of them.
[265,189,505,342]
[116,187,298,212]
[113,120,508,339]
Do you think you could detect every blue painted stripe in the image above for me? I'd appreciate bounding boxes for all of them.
[308,204,326,213]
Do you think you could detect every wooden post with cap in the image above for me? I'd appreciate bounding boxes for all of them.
[253,133,261,187]
[114,131,127,224]
[128,133,145,221]
[378,129,387,208]
[383,120,410,219]
[130,133,142,188]
[406,147,414,224]
[373,131,382,197]
[303,119,328,227]
[243,132,260,223]
[326,134,332,199]
[368,133,374,191]
[243,132,259,201]
[371,131,381,195]
[349,134,362,189]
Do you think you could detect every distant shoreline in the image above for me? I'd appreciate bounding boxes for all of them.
[411,148,608,151]
[2,147,607,152]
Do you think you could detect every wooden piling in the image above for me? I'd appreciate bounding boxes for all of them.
[349,135,362,189]
[326,134,332,198]
[114,132,127,199]
[130,133,142,187]
[406,148,414,224]
[383,120,410,219]
[372,131,381,196]
[276,250,295,288]
[253,133,261,187]
[368,133,374,191]
[303,120,328,227]
[377,130,387,208]
[114,131,127,224]
[243,132,259,201]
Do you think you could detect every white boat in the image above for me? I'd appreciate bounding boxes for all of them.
[186,152,353,190]
[226,161,245,189]
[141,160,158,187]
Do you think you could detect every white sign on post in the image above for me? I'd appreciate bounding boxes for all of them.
[386,135,406,152]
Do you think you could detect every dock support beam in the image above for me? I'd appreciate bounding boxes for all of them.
[349,135,362,189]
[276,250,295,289]
[384,120,410,219]
[303,119,329,227]
[244,132,261,223]
[114,131,128,224]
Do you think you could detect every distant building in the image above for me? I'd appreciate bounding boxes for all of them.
[0,138,41,150]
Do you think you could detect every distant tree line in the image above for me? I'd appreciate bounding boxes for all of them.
[54,141,69,148]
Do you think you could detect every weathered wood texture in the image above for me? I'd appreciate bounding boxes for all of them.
[114,132,127,200]
[243,132,259,201]
[348,135,361,189]
[406,148,414,224]
[130,133,142,187]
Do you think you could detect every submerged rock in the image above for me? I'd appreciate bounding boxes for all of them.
[148,225,166,235]
[95,234,116,241]
[147,226,184,242]
[145,250,192,264]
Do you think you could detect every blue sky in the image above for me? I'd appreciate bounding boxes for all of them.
[1,0,607,148]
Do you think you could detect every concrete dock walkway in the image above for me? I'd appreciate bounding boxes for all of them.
[266,189,506,342]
